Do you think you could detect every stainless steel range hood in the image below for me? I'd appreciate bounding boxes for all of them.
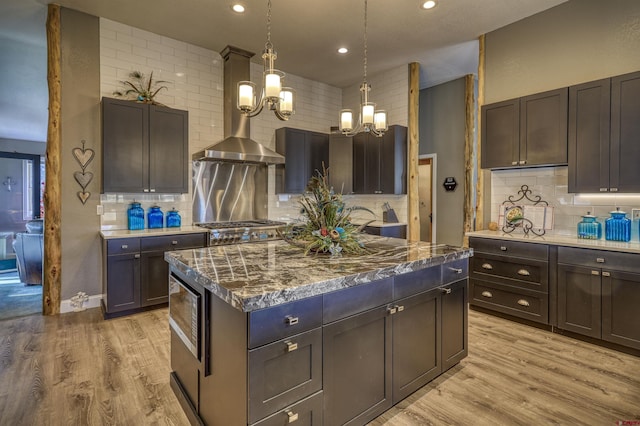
[192,46,285,165]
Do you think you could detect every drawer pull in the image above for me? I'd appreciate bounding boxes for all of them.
[285,316,299,326]
[171,240,178,245]
[481,291,493,298]
[387,306,398,315]
[481,263,493,270]
[517,269,530,276]
[286,410,299,423]
[396,305,405,312]
[134,254,140,259]
[121,244,128,249]
[517,299,530,307]
[441,287,452,295]
[602,271,611,277]
[285,341,298,352]
[500,246,507,251]
[591,270,600,276]
[449,267,463,274]
[596,257,605,263]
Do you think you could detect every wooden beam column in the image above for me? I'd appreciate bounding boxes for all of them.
[463,74,475,246]
[475,35,486,231]
[44,3,62,315]
[407,62,420,242]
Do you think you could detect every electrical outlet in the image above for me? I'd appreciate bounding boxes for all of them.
[97,205,103,215]
[632,208,640,221]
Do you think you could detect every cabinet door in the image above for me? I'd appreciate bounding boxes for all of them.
[329,134,353,194]
[481,98,519,169]
[602,269,640,350]
[441,279,468,371]
[276,128,307,193]
[392,288,440,404]
[307,131,329,181]
[102,98,148,193]
[557,264,601,338]
[520,88,568,167]
[379,125,407,195]
[568,79,611,193]
[323,305,392,426]
[106,253,141,312]
[149,105,189,194]
[140,250,169,307]
[610,71,640,193]
[352,133,367,193]
[365,137,382,193]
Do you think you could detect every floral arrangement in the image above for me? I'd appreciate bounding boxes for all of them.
[113,70,168,105]
[280,167,374,256]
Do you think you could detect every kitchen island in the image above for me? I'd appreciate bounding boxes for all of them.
[165,236,472,426]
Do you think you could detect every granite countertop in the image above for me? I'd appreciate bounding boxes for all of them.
[360,221,407,228]
[165,236,472,312]
[467,230,640,254]
[100,225,208,239]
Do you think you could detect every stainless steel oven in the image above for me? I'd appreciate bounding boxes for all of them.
[169,273,200,360]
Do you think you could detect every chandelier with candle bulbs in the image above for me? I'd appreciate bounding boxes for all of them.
[237,0,294,121]
[339,0,388,137]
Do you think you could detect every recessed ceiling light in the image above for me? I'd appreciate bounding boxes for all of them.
[232,4,245,13]
[421,1,436,9]
[338,47,348,54]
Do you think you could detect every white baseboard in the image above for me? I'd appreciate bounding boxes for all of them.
[60,294,102,314]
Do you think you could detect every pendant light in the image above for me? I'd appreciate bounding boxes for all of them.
[237,0,295,120]
[339,0,388,137]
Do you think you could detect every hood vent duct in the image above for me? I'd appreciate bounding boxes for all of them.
[192,46,285,165]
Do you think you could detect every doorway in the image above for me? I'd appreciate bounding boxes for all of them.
[418,155,435,243]
[0,151,44,320]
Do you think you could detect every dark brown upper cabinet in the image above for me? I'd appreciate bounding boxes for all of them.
[275,127,329,194]
[481,88,568,169]
[568,71,640,193]
[102,97,189,194]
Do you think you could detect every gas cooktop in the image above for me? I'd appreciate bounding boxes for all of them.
[196,220,287,245]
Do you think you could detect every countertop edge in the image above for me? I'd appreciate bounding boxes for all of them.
[101,226,207,239]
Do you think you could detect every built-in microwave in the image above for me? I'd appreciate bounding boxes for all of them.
[169,273,200,360]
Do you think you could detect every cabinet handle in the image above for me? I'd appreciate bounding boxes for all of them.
[396,305,405,312]
[596,257,605,263]
[441,287,452,295]
[449,267,463,274]
[610,187,618,192]
[121,244,128,249]
[286,410,299,423]
[519,160,526,165]
[285,341,298,352]
[500,246,507,251]
[134,254,140,259]
[602,271,611,277]
[599,188,608,192]
[387,306,398,315]
[591,270,600,276]
[517,299,530,307]
[511,161,518,165]
[150,189,156,193]
[144,189,149,193]
[517,269,530,276]
[481,263,493,270]
[285,316,299,326]
[481,291,493,298]
[171,240,178,245]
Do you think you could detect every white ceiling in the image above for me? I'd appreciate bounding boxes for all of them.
[0,0,568,143]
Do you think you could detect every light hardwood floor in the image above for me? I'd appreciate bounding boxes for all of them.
[0,307,638,425]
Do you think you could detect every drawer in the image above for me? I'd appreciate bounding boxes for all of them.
[107,238,140,255]
[471,253,548,292]
[252,391,323,426]
[470,279,548,324]
[249,296,323,349]
[442,259,469,284]
[470,237,548,260]
[558,246,640,272]
[248,328,323,424]
[323,277,393,324]
[140,233,207,252]
[394,265,442,299]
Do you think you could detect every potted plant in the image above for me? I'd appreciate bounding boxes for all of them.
[113,70,168,105]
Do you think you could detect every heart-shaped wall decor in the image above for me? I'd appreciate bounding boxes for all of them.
[72,147,95,170]
[77,191,90,204]
[74,171,94,189]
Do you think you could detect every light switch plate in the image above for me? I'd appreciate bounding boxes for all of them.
[632,208,640,220]
[97,205,103,215]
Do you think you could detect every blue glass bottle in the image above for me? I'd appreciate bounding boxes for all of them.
[605,208,631,242]
[577,212,601,240]
[127,201,145,230]
[147,206,164,229]
[166,209,181,228]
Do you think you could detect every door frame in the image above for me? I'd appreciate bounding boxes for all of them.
[418,153,437,243]
[0,151,42,221]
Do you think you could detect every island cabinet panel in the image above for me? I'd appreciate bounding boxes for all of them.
[323,278,393,324]
[557,246,640,349]
[102,233,206,317]
[102,97,189,194]
[441,278,469,371]
[252,392,323,426]
[469,237,550,325]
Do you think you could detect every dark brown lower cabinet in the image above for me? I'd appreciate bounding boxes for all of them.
[602,270,640,350]
[105,252,141,312]
[441,279,469,371]
[557,263,602,338]
[140,250,171,307]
